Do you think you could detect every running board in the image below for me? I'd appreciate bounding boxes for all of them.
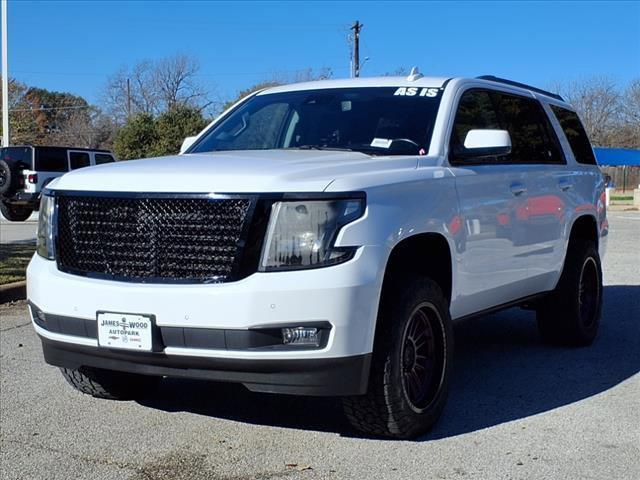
[454,292,551,323]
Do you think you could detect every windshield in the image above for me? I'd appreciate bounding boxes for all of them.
[189,87,443,156]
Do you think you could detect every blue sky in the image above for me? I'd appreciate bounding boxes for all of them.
[5,0,640,106]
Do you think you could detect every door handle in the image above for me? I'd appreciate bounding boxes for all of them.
[510,183,527,196]
[559,179,573,191]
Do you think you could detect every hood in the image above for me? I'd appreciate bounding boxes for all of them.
[51,150,429,193]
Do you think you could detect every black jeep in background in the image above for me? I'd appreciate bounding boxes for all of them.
[0,145,116,221]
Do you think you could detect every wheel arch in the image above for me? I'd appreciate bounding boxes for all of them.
[568,214,599,249]
[381,232,453,306]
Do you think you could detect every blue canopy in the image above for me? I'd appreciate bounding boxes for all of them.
[594,147,640,166]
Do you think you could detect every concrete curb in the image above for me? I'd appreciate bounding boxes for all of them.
[608,204,639,212]
[0,281,26,304]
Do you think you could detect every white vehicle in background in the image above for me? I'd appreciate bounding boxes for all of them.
[0,145,116,221]
[27,73,607,438]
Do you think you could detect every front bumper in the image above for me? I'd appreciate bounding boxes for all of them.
[27,246,385,394]
[40,336,371,396]
[2,191,39,206]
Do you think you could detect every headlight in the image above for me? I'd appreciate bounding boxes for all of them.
[260,197,365,271]
[36,194,55,260]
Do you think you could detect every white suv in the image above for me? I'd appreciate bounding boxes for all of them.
[27,74,607,438]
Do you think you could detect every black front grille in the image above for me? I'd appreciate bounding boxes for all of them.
[56,195,253,282]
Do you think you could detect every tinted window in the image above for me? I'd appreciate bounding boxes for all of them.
[492,93,564,164]
[450,90,501,157]
[191,87,443,156]
[94,153,115,165]
[550,105,596,165]
[221,102,290,150]
[0,147,33,168]
[450,90,564,165]
[69,152,90,170]
[34,147,68,172]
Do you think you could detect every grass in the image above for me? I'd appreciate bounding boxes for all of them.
[610,196,633,201]
[0,243,35,284]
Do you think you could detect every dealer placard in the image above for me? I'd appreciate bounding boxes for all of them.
[97,312,152,351]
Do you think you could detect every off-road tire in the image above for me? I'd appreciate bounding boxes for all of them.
[0,200,33,222]
[342,276,454,439]
[60,367,160,400]
[0,160,16,195]
[537,240,602,346]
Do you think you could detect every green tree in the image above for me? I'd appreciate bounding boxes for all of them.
[150,105,208,157]
[112,106,208,160]
[113,113,156,160]
[2,78,115,148]
[22,87,91,142]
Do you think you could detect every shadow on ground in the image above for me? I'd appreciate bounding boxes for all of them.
[139,285,640,440]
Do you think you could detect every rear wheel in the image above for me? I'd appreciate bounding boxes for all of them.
[342,276,454,439]
[537,240,602,346]
[60,367,160,400]
[0,200,33,222]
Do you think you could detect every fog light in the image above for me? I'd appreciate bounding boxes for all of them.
[281,327,320,347]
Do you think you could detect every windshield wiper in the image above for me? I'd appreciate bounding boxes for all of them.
[292,145,355,152]
[283,145,388,155]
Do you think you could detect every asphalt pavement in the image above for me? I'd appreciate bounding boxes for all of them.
[0,212,38,244]
[1,212,638,480]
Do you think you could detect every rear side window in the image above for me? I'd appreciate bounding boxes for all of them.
[34,147,68,172]
[94,153,115,165]
[1,147,33,168]
[550,106,597,165]
[69,152,91,169]
[491,92,564,164]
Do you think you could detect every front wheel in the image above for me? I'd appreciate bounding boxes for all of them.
[537,240,603,346]
[342,277,454,439]
[0,201,33,222]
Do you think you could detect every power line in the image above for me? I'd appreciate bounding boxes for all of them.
[10,104,92,113]
[12,65,350,78]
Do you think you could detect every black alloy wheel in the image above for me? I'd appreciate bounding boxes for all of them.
[401,303,446,413]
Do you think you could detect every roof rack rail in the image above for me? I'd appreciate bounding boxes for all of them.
[477,75,565,102]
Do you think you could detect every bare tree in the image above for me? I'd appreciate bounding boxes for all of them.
[103,64,157,123]
[382,67,409,77]
[610,79,640,149]
[50,108,116,149]
[553,77,621,146]
[102,54,214,124]
[551,77,639,148]
[621,79,640,125]
[153,54,211,110]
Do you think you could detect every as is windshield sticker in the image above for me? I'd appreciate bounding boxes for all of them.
[393,87,440,97]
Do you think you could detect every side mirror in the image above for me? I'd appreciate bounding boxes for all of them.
[456,129,512,159]
[179,136,198,154]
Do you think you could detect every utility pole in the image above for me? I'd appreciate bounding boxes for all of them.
[350,21,362,78]
[1,0,9,146]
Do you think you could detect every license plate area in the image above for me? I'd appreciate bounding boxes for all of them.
[97,312,153,351]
